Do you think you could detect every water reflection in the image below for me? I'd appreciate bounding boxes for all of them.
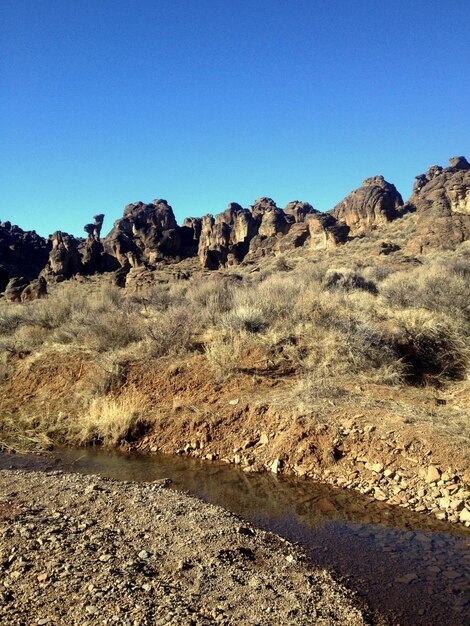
[1,449,469,626]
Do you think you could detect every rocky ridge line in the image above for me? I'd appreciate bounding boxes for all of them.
[2,156,469,300]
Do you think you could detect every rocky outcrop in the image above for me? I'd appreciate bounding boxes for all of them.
[306,213,350,250]
[103,200,190,270]
[198,202,261,268]
[283,201,317,223]
[198,215,232,269]
[41,231,84,283]
[41,214,107,283]
[3,277,29,302]
[0,221,50,294]
[2,157,469,289]
[405,157,470,253]
[3,275,47,302]
[246,199,297,260]
[20,276,48,301]
[330,176,403,236]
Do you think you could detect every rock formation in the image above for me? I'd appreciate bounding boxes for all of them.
[1,156,469,295]
[331,176,403,236]
[41,231,84,282]
[306,213,350,250]
[41,215,107,283]
[0,221,50,293]
[103,200,189,270]
[405,157,470,254]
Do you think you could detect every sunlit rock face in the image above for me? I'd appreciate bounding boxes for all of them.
[198,214,232,269]
[306,213,350,250]
[41,231,83,282]
[405,157,470,254]
[283,201,317,223]
[330,176,403,236]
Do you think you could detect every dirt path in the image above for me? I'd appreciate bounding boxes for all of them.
[0,468,371,626]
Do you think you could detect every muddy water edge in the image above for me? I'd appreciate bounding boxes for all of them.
[0,449,468,626]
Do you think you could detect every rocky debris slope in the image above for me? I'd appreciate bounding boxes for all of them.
[0,469,367,626]
[405,156,470,253]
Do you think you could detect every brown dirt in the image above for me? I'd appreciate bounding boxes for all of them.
[1,350,469,527]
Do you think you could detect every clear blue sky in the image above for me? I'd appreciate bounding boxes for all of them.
[1,0,469,237]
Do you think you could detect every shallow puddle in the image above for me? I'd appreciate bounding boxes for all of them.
[1,449,468,626]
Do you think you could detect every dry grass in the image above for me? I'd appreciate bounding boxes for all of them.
[0,239,469,448]
[75,389,151,446]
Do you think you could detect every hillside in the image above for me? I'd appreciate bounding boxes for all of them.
[0,157,469,527]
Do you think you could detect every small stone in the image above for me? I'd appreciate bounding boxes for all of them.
[459,508,470,523]
[37,620,50,625]
[85,605,98,614]
[259,433,269,446]
[85,484,101,494]
[99,554,112,562]
[395,573,418,584]
[138,550,150,560]
[228,398,239,405]
[372,463,384,474]
[270,459,281,474]
[37,573,48,583]
[374,488,387,501]
[316,498,336,512]
[426,465,441,484]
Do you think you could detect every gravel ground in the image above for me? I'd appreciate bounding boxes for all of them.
[0,469,369,626]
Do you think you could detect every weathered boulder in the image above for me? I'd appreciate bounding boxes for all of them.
[283,201,317,223]
[330,176,403,235]
[405,157,470,253]
[4,276,29,302]
[449,156,470,170]
[306,213,350,250]
[252,199,291,237]
[20,276,48,301]
[273,223,311,253]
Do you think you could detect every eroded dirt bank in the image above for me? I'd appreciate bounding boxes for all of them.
[2,352,469,528]
[0,468,371,626]
[126,357,470,528]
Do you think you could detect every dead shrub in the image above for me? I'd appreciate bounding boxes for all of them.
[146,303,194,357]
[221,305,268,333]
[392,309,469,385]
[323,268,378,294]
[381,263,470,317]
